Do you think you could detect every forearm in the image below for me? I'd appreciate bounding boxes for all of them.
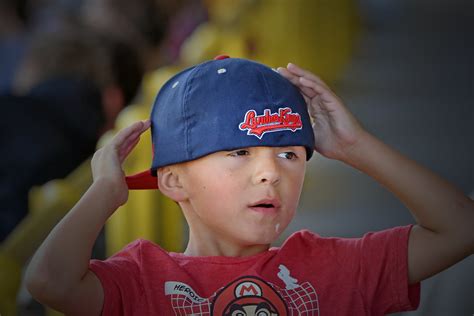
[343,131,474,240]
[25,179,119,299]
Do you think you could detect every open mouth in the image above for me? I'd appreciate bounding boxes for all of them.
[249,199,281,213]
[253,203,275,208]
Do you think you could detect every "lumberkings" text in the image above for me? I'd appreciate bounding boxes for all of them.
[239,107,303,138]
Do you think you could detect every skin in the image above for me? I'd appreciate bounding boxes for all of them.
[24,63,474,315]
[159,145,307,257]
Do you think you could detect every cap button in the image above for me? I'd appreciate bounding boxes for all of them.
[214,54,230,60]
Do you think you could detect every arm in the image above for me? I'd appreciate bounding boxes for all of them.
[25,120,151,315]
[343,131,474,284]
[279,63,474,285]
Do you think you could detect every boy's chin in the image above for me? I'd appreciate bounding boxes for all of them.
[238,226,284,246]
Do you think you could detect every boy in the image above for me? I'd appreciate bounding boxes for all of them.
[25,57,474,315]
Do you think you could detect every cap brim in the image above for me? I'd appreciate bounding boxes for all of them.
[125,170,159,190]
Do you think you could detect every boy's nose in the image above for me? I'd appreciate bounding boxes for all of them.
[252,156,281,186]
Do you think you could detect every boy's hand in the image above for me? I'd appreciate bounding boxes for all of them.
[278,63,366,161]
[278,65,474,287]
[91,120,151,208]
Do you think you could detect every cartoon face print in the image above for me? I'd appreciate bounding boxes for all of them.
[212,276,288,316]
[165,266,319,315]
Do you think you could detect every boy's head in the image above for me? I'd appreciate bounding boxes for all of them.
[126,56,315,250]
[127,56,315,189]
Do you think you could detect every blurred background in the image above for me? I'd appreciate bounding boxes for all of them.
[0,0,472,315]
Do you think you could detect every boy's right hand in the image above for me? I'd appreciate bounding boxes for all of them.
[91,120,151,208]
[26,121,149,315]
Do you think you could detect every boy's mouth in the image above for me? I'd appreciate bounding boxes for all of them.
[249,199,281,212]
[255,204,274,208]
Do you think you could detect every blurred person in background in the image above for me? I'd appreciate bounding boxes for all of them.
[1,2,191,313]
[80,0,207,70]
[0,0,174,91]
[0,0,204,261]
[155,0,207,64]
[1,0,206,94]
[0,19,144,242]
[80,0,170,71]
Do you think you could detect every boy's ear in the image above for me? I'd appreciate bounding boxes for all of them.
[157,166,188,202]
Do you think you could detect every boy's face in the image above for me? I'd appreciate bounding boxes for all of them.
[174,146,307,251]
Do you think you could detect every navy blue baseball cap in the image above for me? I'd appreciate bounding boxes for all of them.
[126,56,315,190]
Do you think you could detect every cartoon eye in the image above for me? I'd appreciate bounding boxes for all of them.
[228,304,247,316]
[229,307,246,316]
[277,152,297,160]
[255,302,273,316]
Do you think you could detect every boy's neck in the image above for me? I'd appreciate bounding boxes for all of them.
[184,231,270,257]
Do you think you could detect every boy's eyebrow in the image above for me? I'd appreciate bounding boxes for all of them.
[279,146,303,151]
[224,146,303,152]
[224,147,249,152]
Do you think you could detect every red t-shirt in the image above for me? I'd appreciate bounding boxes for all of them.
[89,225,420,315]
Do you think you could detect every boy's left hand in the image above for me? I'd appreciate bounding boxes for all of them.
[281,64,474,287]
[278,63,366,161]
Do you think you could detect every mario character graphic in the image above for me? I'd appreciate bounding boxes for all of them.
[211,276,288,316]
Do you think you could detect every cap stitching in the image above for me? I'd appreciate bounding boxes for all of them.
[256,66,273,104]
[182,66,200,160]
[181,75,191,160]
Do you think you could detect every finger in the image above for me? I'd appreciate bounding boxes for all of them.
[112,120,151,148]
[301,92,310,105]
[287,63,331,89]
[299,77,333,101]
[118,119,152,161]
[119,136,141,163]
[119,130,141,154]
[116,120,150,155]
[277,67,300,85]
[124,120,151,143]
[278,67,319,99]
[287,63,325,84]
[307,96,319,117]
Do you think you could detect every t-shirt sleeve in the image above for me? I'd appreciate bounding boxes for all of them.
[89,239,144,316]
[356,224,420,314]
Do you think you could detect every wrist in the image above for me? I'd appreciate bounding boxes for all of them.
[90,177,128,210]
[339,130,377,166]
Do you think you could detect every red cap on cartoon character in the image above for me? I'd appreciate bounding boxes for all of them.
[211,276,288,316]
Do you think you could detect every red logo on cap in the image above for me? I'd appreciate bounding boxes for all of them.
[239,107,303,139]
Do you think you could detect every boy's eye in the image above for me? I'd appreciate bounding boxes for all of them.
[278,152,298,160]
[229,149,249,156]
